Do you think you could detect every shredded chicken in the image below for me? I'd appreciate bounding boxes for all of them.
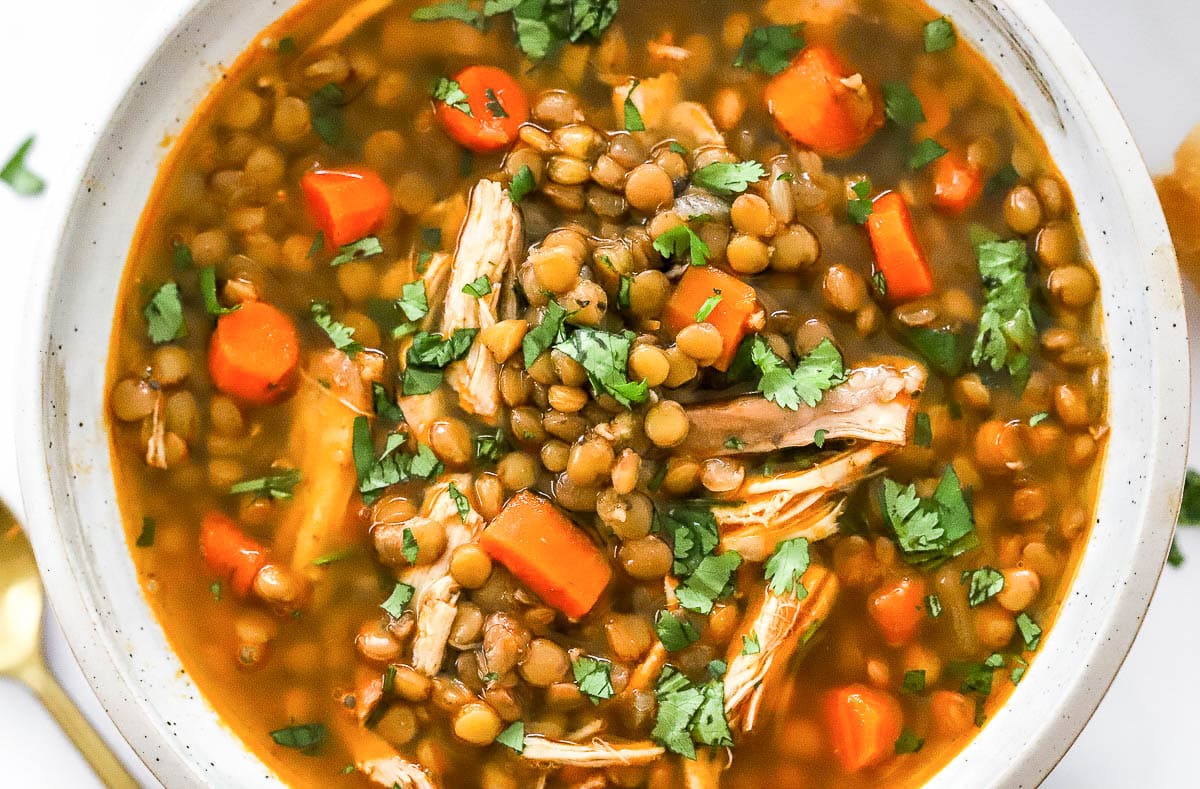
[275,349,373,574]
[441,180,523,423]
[680,359,927,456]
[716,443,892,561]
[521,737,665,767]
[145,390,167,469]
[394,476,485,675]
[337,716,439,789]
[724,566,840,731]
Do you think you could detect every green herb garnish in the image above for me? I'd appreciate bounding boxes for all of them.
[0,136,45,195]
[311,301,363,357]
[924,17,957,53]
[330,236,383,267]
[432,77,473,116]
[509,164,536,203]
[881,465,979,569]
[653,224,711,267]
[692,161,766,197]
[143,282,187,344]
[229,469,302,500]
[380,582,415,618]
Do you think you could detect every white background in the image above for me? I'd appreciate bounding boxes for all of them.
[0,1,1197,787]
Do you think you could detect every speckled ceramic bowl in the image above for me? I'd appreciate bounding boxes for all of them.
[16,0,1189,786]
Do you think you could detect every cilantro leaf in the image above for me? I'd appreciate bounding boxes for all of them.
[914,412,933,447]
[1179,469,1200,523]
[972,239,1037,386]
[523,301,569,367]
[623,80,646,132]
[848,177,873,224]
[962,567,1004,607]
[734,24,805,75]
[198,267,239,316]
[0,136,45,195]
[447,481,471,522]
[462,275,493,298]
[694,291,723,321]
[311,301,363,357]
[813,429,827,448]
[881,465,979,568]
[401,527,419,563]
[655,610,700,652]
[509,164,536,203]
[308,83,346,146]
[926,594,943,617]
[692,161,766,196]
[1016,612,1042,651]
[496,721,525,753]
[229,469,302,500]
[617,275,632,309]
[651,667,706,758]
[270,723,327,753]
[380,582,414,618]
[494,0,618,60]
[653,224,711,267]
[173,240,195,271]
[732,335,846,411]
[412,1,483,25]
[910,138,949,170]
[724,436,745,451]
[883,82,925,126]
[656,503,720,579]
[895,729,924,754]
[352,416,444,503]
[741,633,761,655]
[554,328,649,407]
[372,382,405,422]
[924,17,957,52]
[408,329,478,368]
[475,430,508,463]
[902,669,926,694]
[402,366,444,396]
[904,326,967,377]
[397,280,430,323]
[572,655,615,702]
[432,77,473,115]
[1029,412,1049,427]
[144,282,187,344]
[764,537,810,597]
[136,517,156,548]
[484,87,509,119]
[676,551,742,614]
[330,236,383,267]
[692,678,734,748]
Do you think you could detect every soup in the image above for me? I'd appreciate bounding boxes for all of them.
[106,0,1108,786]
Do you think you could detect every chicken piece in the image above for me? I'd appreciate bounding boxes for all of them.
[397,388,450,446]
[521,737,665,767]
[395,477,485,675]
[275,349,372,575]
[337,716,439,789]
[440,180,523,423]
[306,0,394,53]
[724,566,839,731]
[665,102,724,149]
[417,251,453,329]
[145,390,167,469]
[716,443,892,561]
[680,359,927,456]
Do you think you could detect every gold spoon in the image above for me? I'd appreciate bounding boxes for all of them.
[0,506,141,788]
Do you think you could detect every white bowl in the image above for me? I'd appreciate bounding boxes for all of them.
[16,0,1190,786]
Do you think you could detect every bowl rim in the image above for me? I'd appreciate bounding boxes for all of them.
[14,0,1190,786]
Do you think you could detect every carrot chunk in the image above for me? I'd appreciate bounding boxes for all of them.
[931,151,984,215]
[824,684,905,773]
[867,576,927,647]
[662,266,760,372]
[479,491,612,619]
[764,46,882,158]
[434,65,530,154]
[300,167,391,248]
[208,301,300,404]
[866,191,935,303]
[200,511,267,597]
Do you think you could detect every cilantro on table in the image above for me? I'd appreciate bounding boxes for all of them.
[848,177,873,224]
[924,16,957,53]
[653,224,711,268]
[961,567,1004,607]
[1169,539,1186,568]
[447,481,471,522]
[880,465,979,568]
[509,163,536,203]
[403,329,478,395]
[432,77,473,115]
[136,516,156,548]
[910,138,949,170]
[883,82,926,126]
[311,301,363,357]
[380,581,415,618]
[902,669,926,694]
[733,24,805,75]
[495,721,525,753]
[623,80,646,132]
[372,382,405,422]
[1179,469,1200,523]
[269,723,327,754]
[0,136,45,196]
[651,666,732,758]
[351,416,443,503]
[413,0,618,61]
[401,527,420,563]
[972,239,1037,386]
[730,335,846,411]
[572,655,615,702]
[308,83,346,146]
[1016,612,1042,651]
[914,412,932,447]
[655,610,700,652]
[894,729,924,755]
[741,633,761,655]
[904,326,966,377]
[692,160,766,196]
[144,282,187,344]
[462,274,493,298]
[554,328,649,407]
[523,300,569,366]
[229,469,302,500]
[764,537,810,597]
[330,236,383,267]
[198,267,239,316]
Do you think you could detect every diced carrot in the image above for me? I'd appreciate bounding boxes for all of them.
[764,46,882,158]
[208,301,300,405]
[200,511,267,597]
[434,65,530,154]
[300,167,391,248]
[479,490,612,619]
[929,690,976,739]
[867,575,927,647]
[661,266,760,372]
[824,684,905,773]
[866,191,935,303]
[912,76,951,140]
[931,151,984,215]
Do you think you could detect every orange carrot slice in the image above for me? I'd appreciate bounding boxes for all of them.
[208,301,300,404]
[662,266,760,372]
[434,65,530,154]
[866,191,935,303]
[824,684,905,772]
[200,511,267,597]
[301,167,391,248]
[931,151,984,215]
[867,575,927,647]
[764,46,882,158]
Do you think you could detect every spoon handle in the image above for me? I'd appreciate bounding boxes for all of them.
[21,660,142,789]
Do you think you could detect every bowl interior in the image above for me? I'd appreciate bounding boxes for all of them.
[18,0,1188,786]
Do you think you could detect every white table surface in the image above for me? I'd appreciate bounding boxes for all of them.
[1,1,1197,786]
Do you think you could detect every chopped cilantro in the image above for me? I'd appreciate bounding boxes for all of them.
[372,382,405,422]
[270,723,327,754]
[972,239,1037,386]
[764,537,810,597]
[733,24,805,75]
[926,594,943,618]
[397,280,430,323]
[330,236,383,267]
[462,275,493,298]
[623,80,646,132]
[352,416,444,503]
[432,77,473,116]
[484,87,509,118]
[173,240,194,271]
[411,0,482,24]
[523,301,569,367]
[694,290,723,321]
[0,136,45,195]
[198,267,239,316]
[675,551,742,614]
[496,721,525,753]
[617,275,632,309]
[1011,656,1029,685]
[910,138,949,170]
[883,82,925,126]
[692,161,766,197]
[554,328,649,407]
[881,465,979,569]
[962,567,1005,607]
[482,0,618,60]
[136,516,156,548]
[655,610,700,652]
[311,302,363,357]
[307,232,325,259]
[447,481,471,522]
[509,164,536,203]
[475,430,508,463]
[724,436,745,451]
[902,669,926,694]
[741,633,761,655]
[708,660,727,679]
[872,270,888,298]
[904,326,966,377]
[653,224,711,267]
[651,666,732,757]
[1179,469,1200,523]
[380,582,415,618]
[1029,411,1049,427]
[848,177,875,224]
[143,282,187,344]
[731,335,847,411]
[669,142,688,155]
[894,729,924,755]
[1016,612,1042,651]
[229,469,302,500]
[408,329,477,368]
[401,528,419,564]
[814,429,827,449]
[308,83,346,146]
[311,549,355,567]
[402,366,444,396]
[572,655,615,702]
[914,413,932,447]
[987,164,1021,195]
[924,17,957,53]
